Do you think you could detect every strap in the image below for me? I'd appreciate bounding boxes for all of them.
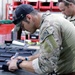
[16,59,23,69]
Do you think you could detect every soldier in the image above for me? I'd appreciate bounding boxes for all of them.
[7,4,75,75]
[58,0,75,25]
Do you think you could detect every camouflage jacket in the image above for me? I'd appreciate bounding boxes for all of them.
[32,11,75,75]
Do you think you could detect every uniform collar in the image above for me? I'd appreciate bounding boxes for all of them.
[39,11,51,28]
[67,15,75,21]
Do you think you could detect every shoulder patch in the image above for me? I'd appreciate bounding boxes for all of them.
[40,27,54,43]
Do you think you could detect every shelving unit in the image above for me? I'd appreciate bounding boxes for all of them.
[6,0,60,20]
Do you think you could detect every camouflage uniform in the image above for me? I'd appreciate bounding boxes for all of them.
[32,11,75,75]
[66,16,75,26]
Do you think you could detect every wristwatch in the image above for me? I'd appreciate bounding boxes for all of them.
[16,59,23,69]
[25,57,29,61]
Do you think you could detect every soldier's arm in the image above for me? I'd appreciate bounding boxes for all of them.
[16,53,40,61]
[32,22,62,74]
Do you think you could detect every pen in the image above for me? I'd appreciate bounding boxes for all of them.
[6,52,19,62]
[13,52,19,59]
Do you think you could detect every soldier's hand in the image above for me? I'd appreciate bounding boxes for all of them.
[7,59,18,71]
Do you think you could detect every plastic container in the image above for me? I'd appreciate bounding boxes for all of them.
[52,1,60,12]
[0,24,14,44]
[26,1,39,10]
[39,1,52,11]
[0,20,12,24]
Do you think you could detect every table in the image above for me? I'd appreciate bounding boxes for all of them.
[0,43,39,75]
[0,69,38,75]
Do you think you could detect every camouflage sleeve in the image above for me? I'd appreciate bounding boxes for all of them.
[32,21,62,74]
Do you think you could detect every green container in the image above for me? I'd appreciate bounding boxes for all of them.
[0,20,12,24]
